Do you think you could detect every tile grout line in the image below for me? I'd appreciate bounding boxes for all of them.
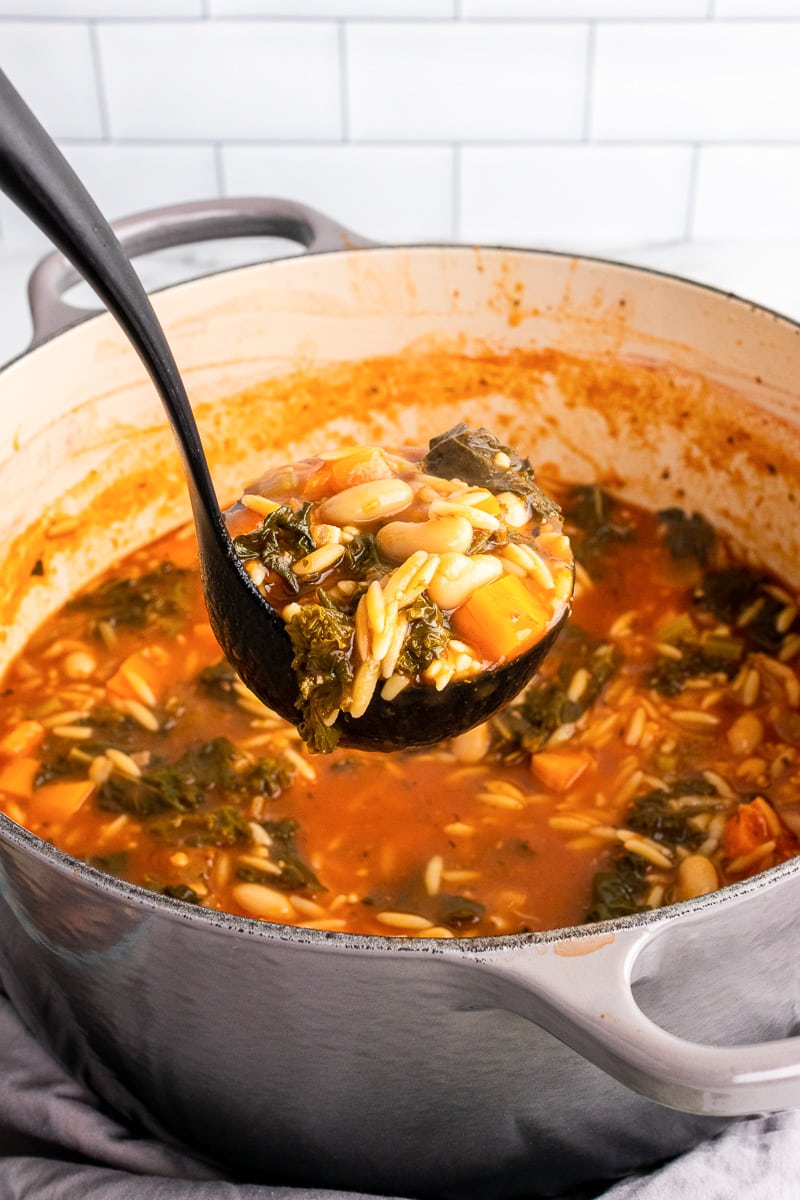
[338,20,350,143]
[88,19,111,141]
[684,142,701,241]
[583,20,596,143]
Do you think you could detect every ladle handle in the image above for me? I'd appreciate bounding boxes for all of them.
[28,197,375,345]
[0,68,220,527]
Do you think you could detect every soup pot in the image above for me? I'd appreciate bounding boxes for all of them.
[2,197,800,1199]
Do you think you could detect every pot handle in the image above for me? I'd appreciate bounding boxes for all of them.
[27,196,375,346]
[477,879,800,1116]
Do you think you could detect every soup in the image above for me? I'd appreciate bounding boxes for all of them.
[225,424,572,751]
[2,413,799,938]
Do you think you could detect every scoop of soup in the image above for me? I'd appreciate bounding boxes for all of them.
[225,423,572,752]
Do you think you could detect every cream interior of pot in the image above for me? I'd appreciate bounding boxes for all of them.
[2,245,800,679]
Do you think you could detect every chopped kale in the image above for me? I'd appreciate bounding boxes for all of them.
[563,485,635,569]
[657,508,716,566]
[421,423,561,523]
[197,659,239,705]
[85,851,128,875]
[648,636,744,696]
[148,804,252,847]
[34,741,88,788]
[67,562,192,636]
[285,602,355,754]
[341,533,386,582]
[492,626,621,758]
[236,818,323,893]
[96,737,292,818]
[395,594,451,677]
[627,778,719,848]
[232,502,315,594]
[585,853,649,923]
[693,566,800,655]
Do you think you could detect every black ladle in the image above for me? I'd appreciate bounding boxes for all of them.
[0,71,571,751]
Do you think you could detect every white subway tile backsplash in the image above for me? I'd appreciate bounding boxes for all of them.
[462,0,708,15]
[347,22,588,141]
[1,22,101,138]
[593,22,800,140]
[0,143,218,247]
[693,146,800,238]
[98,22,341,140]
[0,1,201,14]
[714,0,800,14]
[211,0,454,14]
[222,144,453,242]
[459,145,692,249]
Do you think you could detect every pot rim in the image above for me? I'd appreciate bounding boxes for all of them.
[3,237,800,959]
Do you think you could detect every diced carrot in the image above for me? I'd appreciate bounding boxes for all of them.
[106,650,166,706]
[530,750,594,793]
[722,798,771,861]
[723,797,799,871]
[27,778,94,824]
[474,494,502,517]
[329,447,394,492]
[0,756,41,798]
[303,463,334,501]
[0,719,45,759]
[452,573,551,663]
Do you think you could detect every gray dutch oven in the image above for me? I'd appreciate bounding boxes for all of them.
[2,197,800,1199]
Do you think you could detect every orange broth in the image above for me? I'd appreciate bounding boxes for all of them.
[2,473,800,937]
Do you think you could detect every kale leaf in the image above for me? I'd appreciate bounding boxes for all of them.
[563,485,635,569]
[395,594,451,677]
[693,566,800,656]
[626,777,720,848]
[285,602,355,753]
[585,853,649,923]
[148,804,253,847]
[236,818,323,893]
[96,737,291,818]
[67,563,192,636]
[492,626,621,758]
[421,423,561,523]
[648,636,744,696]
[197,659,240,705]
[657,508,716,566]
[232,502,315,594]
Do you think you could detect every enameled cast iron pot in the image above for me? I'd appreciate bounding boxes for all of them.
[2,198,800,1199]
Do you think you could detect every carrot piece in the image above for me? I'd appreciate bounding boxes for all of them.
[452,574,551,662]
[106,650,166,706]
[329,448,393,492]
[303,463,334,501]
[0,719,45,759]
[474,494,502,517]
[27,778,94,824]
[722,798,771,861]
[723,796,799,873]
[530,750,593,793]
[0,756,41,798]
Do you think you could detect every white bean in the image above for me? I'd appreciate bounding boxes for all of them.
[427,553,503,611]
[375,516,473,562]
[675,855,719,903]
[293,542,345,577]
[318,479,413,526]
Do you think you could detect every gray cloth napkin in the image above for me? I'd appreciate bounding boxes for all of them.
[1,986,798,1200]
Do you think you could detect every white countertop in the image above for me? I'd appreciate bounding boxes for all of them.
[3,237,800,366]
